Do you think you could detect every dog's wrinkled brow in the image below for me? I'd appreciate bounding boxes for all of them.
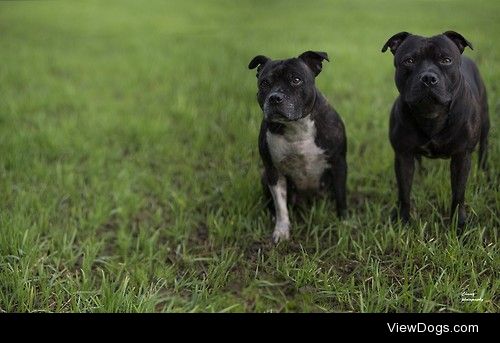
[261,60,305,80]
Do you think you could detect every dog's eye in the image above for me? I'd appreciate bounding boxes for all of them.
[440,57,452,65]
[259,80,270,89]
[403,57,415,66]
[291,77,302,86]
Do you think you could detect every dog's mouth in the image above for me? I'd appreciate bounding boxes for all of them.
[263,100,302,122]
[406,91,451,118]
[405,87,451,108]
[265,113,294,123]
[264,108,301,123]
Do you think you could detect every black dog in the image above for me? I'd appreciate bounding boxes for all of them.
[382,31,490,228]
[248,51,347,243]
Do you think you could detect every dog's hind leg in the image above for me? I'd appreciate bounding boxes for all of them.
[331,155,347,218]
[478,91,490,171]
[478,125,489,171]
[415,155,425,175]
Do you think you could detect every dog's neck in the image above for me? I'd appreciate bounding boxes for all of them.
[406,102,450,138]
[267,113,314,137]
[282,114,315,136]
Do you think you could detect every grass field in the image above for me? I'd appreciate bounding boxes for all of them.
[0,0,498,312]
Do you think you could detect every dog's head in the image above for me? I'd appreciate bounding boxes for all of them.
[382,31,473,117]
[248,51,329,122]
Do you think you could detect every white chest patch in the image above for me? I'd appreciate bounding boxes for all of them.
[266,116,330,191]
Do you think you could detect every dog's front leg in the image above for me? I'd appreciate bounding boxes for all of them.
[269,175,290,243]
[394,152,415,223]
[450,151,471,228]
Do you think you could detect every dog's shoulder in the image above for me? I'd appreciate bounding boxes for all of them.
[389,97,424,152]
[312,93,346,154]
[258,120,281,182]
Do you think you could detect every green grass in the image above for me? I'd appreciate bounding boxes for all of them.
[0,0,498,313]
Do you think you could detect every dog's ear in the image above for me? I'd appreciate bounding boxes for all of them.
[443,31,473,53]
[298,51,329,76]
[381,32,411,54]
[248,55,270,77]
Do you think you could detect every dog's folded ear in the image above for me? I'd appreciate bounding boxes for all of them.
[381,32,411,54]
[298,51,329,77]
[248,55,270,77]
[443,31,473,53]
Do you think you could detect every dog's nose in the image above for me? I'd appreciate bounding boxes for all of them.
[269,93,284,105]
[420,72,439,87]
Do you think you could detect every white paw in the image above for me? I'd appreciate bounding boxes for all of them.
[272,223,290,243]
